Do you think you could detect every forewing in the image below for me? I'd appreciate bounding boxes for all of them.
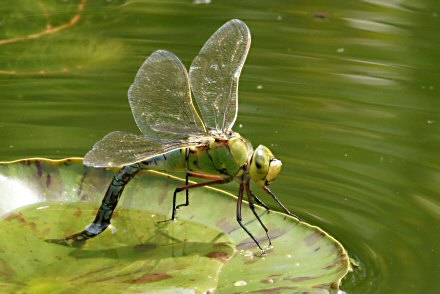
[83,131,208,168]
[189,19,251,133]
[128,50,206,138]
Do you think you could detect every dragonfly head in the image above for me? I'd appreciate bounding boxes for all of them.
[249,145,282,187]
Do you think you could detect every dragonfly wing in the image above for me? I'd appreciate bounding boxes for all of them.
[128,50,206,138]
[83,131,208,168]
[189,19,251,133]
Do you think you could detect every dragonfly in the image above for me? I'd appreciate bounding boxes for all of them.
[64,19,300,254]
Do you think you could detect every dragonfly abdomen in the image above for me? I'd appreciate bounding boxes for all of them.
[139,148,187,172]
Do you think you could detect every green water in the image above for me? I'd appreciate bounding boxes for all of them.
[0,1,438,293]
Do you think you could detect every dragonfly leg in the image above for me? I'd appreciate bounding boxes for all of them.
[263,186,302,221]
[159,175,229,223]
[173,172,228,215]
[56,163,140,246]
[250,191,270,212]
[237,183,265,255]
[175,149,191,212]
[245,183,271,246]
[175,172,190,211]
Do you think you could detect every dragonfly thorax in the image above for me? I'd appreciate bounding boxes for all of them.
[207,128,233,139]
[184,132,254,181]
[249,145,283,187]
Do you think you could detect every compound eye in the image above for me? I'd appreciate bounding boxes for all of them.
[254,155,267,171]
[255,161,262,169]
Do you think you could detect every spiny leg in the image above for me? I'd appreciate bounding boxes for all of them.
[175,172,190,211]
[250,191,270,211]
[159,174,229,223]
[263,186,302,221]
[172,172,228,217]
[50,163,141,246]
[175,148,191,211]
[237,183,265,254]
[245,183,271,246]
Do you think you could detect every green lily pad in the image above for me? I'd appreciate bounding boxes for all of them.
[0,158,350,293]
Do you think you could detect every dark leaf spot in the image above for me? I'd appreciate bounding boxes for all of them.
[73,208,82,217]
[206,251,230,263]
[134,243,157,252]
[125,273,172,284]
[46,174,51,187]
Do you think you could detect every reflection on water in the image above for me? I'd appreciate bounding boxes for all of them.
[0,0,439,293]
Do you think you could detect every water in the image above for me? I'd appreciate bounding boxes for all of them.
[1,1,439,293]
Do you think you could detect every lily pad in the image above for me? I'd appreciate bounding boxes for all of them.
[0,158,350,293]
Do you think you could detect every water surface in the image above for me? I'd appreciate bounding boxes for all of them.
[1,1,439,293]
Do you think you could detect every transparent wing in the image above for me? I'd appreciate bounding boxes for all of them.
[189,19,251,133]
[128,50,206,139]
[83,131,209,168]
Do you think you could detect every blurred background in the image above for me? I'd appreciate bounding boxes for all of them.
[0,0,439,292]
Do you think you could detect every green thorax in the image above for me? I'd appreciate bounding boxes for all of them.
[187,132,253,179]
[141,132,253,181]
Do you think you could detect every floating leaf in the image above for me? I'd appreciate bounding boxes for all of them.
[0,158,350,293]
